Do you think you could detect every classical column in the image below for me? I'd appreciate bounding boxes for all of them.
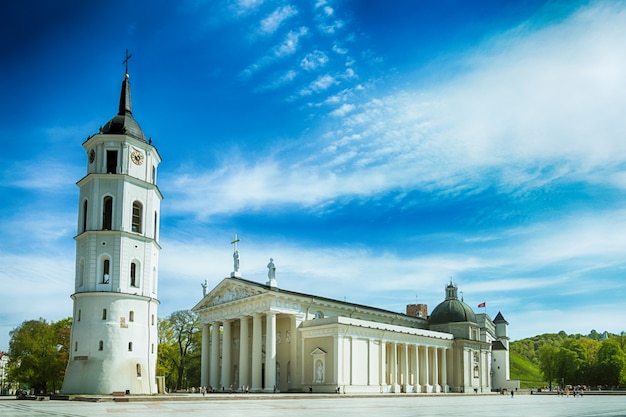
[201,323,210,387]
[221,319,232,390]
[433,347,439,392]
[379,339,387,392]
[333,335,341,387]
[434,347,441,392]
[412,344,420,393]
[422,346,430,392]
[367,339,370,386]
[289,315,299,391]
[265,312,277,391]
[390,342,397,392]
[210,322,220,389]
[441,347,448,392]
[402,343,409,393]
[239,316,250,390]
[251,313,263,391]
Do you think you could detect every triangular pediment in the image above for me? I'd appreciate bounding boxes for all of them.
[310,347,327,356]
[192,278,266,311]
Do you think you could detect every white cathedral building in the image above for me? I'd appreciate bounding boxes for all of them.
[62,63,162,394]
[60,62,517,395]
[193,248,519,394]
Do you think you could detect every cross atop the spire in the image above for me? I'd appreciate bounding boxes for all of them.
[231,233,241,277]
[123,49,133,75]
[231,233,240,253]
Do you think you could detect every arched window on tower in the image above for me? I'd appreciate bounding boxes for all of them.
[79,259,85,287]
[130,262,139,287]
[154,211,158,241]
[132,201,143,233]
[102,258,110,284]
[102,196,113,230]
[82,200,88,232]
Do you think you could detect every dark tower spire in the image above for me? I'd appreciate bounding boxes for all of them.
[100,50,146,142]
[118,50,133,116]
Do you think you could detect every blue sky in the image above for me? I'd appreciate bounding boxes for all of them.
[2,0,626,351]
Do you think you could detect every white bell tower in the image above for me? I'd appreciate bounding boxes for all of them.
[62,55,162,394]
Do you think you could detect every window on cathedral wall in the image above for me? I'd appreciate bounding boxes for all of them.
[106,150,118,174]
[130,262,139,287]
[136,364,142,377]
[154,211,158,241]
[132,201,143,233]
[102,196,113,230]
[74,341,78,352]
[77,309,81,322]
[99,340,104,351]
[128,342,133,352]
[129,311,134,322]
[103,258,110,283]
[82,200,88,232]
[102,308,107,320]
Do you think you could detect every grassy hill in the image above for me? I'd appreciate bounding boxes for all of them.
[510,351,547,388]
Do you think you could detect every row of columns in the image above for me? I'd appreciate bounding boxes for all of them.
[384,343,448,393]
[201,312,277,392]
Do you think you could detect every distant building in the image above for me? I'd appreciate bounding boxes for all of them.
[193,269,519,393]
[0,352,9,395]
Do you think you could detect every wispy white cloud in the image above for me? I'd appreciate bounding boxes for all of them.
[241,26,309,78]
[259,5,298,34]
[299,73,337,95]
[276,26,308,56]
[2,160,81,193]
[329,103,354,117]
[300,50,329,71]
[233,0,264,16]
[332,44,348,54]
[314,1,343,34]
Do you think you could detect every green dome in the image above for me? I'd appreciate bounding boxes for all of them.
[428,281,477,325]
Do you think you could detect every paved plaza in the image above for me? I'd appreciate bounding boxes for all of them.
[1,394,625,417]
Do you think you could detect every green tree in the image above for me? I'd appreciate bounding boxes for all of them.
[7,318,72,393]
[157,310,201,390]
[588,330,602,341]
[593,339,626,387]
[538,345,559,389]
[560,339,586,384]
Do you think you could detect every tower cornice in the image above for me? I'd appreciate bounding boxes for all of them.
[70,291,161,304]
[76,173,164,200]
[74,230,162,250]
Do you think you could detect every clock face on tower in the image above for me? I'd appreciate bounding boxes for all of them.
[131,150,144,165]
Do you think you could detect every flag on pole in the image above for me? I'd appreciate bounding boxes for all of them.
[477,302,486,308]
